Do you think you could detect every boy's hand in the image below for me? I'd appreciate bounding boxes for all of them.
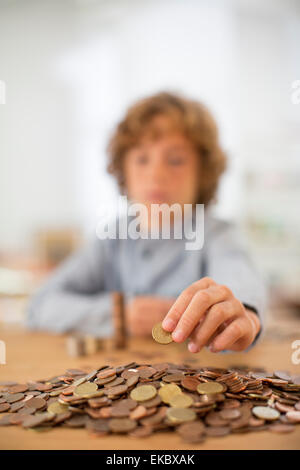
[126,296,176,337]
[162,277,261,353]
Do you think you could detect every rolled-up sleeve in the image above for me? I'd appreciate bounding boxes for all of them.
[26,238,115,337]
[204,219,268,349]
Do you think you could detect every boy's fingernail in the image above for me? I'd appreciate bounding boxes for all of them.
[162,318,175,331]
[172,329,184,342]
[188,342,198,353]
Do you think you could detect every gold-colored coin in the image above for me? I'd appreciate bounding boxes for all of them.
[197,381,225,395]
[47,401,69,415]
[252,406,280,421]
[74,382,98,397]
[152,322,173,345]
[166,407,196,424]
[158,383,182,404]
[169,393,193,408]
[81,390,104,399]
[130,385,157,402]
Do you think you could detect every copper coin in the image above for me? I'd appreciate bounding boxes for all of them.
[219,408,241,420]
[108,418,137,433]
[163,373,184,383]
[221,399,240,409]
[126,375,139,387]
[9,402,24,413]
[97,368,117,380]
[0,403,10,412]
[142,395,162,408]
[137,367,156,379]
[104,384,128,397]
[86,418,110,434]
[6,393,24,404]
[205,411,228,427]
[205,426,231,437]
[129,405,148,420]
[9,384,28,394]
[0,415,13,426]
[22,413,51,428]
[129,426,153,438]
[103,377,124,388]
[274,371,291,382]
[65,415,89,427]
[121,369,139,380]
[269,423,295,433]
[24,397,46,410]
[177,420,205,440]
[286,411,300,423]
[95,375,117,386]
[53,411,72,424]
[181,377,200,392]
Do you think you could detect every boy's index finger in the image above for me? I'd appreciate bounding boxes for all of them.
[161,277,215,332]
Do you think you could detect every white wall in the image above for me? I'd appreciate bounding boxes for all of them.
[0,0,299,266]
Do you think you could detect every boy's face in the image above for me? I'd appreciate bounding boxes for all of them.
[123,116,200,213]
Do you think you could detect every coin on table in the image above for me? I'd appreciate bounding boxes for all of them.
[0,403,10,412]
[286,411,300,423]
[169,393,193,408]
[181,376,200,392]
[219,408,241,421]
[252,406,280,421]
[130,385,157,402]
[197,381,226,395]
[108,417,137,433]
[205,426,231,437]
[22,413,52,428]
[166,407,196,424]
[9,384,29,394]
[152,322,173,345]
[177,421,205,442]
[6,393,24,404]
[158,384,182,404]
[74,382,98,397]
[47,401,69,415]
[269,423,295,433]
[23,397,46,410]
[104,384,128,397]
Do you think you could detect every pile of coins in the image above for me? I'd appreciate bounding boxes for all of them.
[0,363,300,442]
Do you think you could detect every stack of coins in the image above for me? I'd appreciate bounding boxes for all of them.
[0,363,300,442]
[66,335,85,358]
[112,291,126,349]
[66,335,103,358]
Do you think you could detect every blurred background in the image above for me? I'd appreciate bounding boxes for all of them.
[0,0,299,338]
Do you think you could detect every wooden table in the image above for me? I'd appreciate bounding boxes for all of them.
[0,326,299,450]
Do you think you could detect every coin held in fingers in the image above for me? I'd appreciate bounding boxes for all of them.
[152,322,173,344]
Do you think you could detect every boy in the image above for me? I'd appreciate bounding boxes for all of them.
[26,91,266,353]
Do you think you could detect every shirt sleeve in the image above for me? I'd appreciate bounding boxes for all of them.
[204,218,268,350]
[25,237,116,337]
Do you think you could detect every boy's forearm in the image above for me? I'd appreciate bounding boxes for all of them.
[26,289,113,336]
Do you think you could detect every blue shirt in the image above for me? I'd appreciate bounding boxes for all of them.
[26,209,267,349]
